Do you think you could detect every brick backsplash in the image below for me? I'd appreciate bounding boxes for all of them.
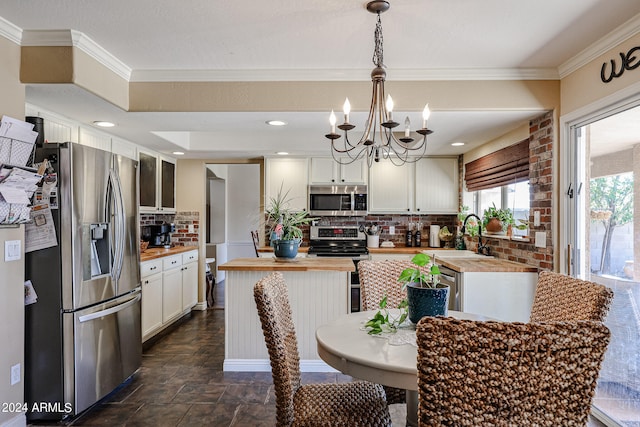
[140,211,199,247]
[265,214,458,248]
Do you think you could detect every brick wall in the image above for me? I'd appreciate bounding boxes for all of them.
[140,211,199,247]
[463,111,554,270]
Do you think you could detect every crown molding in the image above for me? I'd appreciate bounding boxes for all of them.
[21,29,131,81]
[0,16,22,45]
[130,67,559,83]
[70,30,131,80]
[558,13,640,78]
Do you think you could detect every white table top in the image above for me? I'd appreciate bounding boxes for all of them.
[316,310,492,391]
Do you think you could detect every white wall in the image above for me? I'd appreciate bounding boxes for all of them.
[226,164,260,260]
[0,227,25,427]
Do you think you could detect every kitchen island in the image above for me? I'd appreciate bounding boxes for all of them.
[219,257,354,372]
[434,255,538,322]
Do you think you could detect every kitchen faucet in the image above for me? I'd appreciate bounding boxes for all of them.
[461,214,491,256]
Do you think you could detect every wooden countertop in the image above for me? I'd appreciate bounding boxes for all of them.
[435,257,538,273]
[257,246,309,253]
[219,257,355,272]
[368,246,456,254]
[258,246,452,255]
[140,245,197,262]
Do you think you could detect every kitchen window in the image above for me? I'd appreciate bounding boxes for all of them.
[472,181,530,236]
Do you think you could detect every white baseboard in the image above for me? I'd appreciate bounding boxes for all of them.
[1,413,26,427]
[223,359,337,373]
[193,301,207,311]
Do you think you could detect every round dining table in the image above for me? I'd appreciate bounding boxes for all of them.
[316,309,492,426]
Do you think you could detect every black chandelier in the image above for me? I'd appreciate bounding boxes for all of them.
[324,0,433,166]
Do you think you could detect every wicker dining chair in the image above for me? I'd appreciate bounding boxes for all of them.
[254,272,392,427]
[358,259,432,405]
[416,316,611,426]
[250,230,260,257]
[529,270,614,322]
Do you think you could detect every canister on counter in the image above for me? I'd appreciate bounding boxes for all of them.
[429,225,440,247]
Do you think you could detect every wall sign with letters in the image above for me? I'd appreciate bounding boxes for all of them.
[601,46,640,83]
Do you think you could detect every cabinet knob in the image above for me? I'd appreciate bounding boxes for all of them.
[150,266,157,271]
[341,179,345,182]
[331,179,335,182]
[417,208,421,211]
[407,208,410,211]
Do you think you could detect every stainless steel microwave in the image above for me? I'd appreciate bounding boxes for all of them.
[308,185,367,216]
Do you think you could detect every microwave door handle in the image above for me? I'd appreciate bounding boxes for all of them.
[350,192,355,211]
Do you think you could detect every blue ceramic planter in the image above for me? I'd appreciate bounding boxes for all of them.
[273,239,300,258]
[406,283,450,324]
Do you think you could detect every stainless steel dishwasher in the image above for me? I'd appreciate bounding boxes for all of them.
[438,265,461,311]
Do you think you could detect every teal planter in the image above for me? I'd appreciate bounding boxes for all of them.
[406,283,450,324]
[273,239,300,259]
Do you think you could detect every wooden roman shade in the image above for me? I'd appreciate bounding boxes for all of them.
[464,138,530,191]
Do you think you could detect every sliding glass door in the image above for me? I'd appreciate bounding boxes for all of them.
[567,104,640,426]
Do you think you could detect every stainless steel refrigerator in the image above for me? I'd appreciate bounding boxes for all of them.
[25,142,141,421]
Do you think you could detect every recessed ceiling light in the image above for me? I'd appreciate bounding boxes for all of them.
[93,121,115,127]
[172,151,185,156]
[276,151,289,155]
[266,120,287,126]
[451,142,465,146]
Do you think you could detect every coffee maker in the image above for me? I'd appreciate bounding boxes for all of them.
[142,223,175,248]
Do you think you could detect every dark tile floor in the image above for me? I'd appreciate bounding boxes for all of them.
[29,279,605,426]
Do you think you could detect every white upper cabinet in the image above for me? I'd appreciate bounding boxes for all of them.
[368,157,459,214]
[368,158,413,213]
[266,158,309,211]
[310,157,367,184]
[414,157,459,214]
[139,149,176,213]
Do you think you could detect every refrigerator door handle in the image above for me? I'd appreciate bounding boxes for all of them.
[108,169,126,283]
[78,293,141,323]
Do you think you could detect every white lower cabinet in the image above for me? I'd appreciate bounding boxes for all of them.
[140,249,199,342]
[141,259,163,339]
[181,251,199,310]
[162,264,183,322]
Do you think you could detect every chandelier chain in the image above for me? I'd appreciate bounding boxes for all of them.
[372,13,384,68]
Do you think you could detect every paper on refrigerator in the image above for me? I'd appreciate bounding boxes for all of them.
[24,203,58,253]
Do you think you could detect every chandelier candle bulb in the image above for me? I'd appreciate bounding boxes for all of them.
[343,98,351,123]
[404,117,411,137]
[329,110,336,134]
[422,104,431,128]
[386,95,394,120]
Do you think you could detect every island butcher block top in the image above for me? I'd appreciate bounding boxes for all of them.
[219,257,355,272]
[435,257,538,273]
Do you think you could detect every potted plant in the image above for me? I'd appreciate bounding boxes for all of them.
[399,253,449,323]
[482,203,515,234]
[266,184,316,258]
[364,253,449,334]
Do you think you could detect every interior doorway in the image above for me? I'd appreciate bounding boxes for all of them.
[567,103,640,426]
[204,161,262,298]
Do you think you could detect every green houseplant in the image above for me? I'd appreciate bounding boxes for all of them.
[399,253,449,324]
[266,184,316,258]
[365,253,448,334]
[482,203,515,234]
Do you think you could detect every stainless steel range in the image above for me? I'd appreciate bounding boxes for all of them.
[308,226,370,312]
